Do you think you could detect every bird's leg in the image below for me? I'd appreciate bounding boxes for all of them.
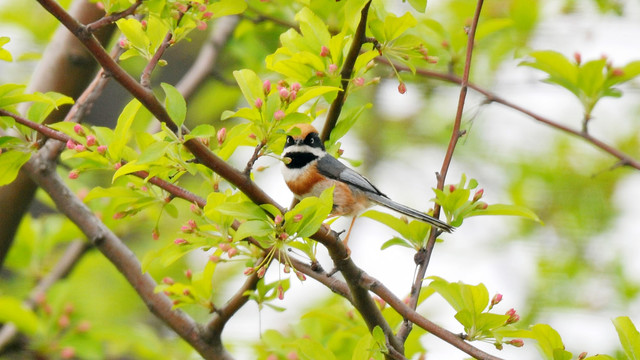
[342,216,358,247]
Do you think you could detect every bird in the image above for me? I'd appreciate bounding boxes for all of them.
[281,123,454,246]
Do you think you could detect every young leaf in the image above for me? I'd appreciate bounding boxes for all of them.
[233,69,264,108]
[161,82,186,128]
[613,316,640,360]
[0,151,31,186]
[110,99,142,160]
[468,203,542,223]
[0,296,39,335]
[209,0,247,18]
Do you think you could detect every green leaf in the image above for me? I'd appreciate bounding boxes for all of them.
[110,99,142,160]
[233,69,264,108]
[0,296,40,335]
[520,50,579,97]
[216,201,269,222]
[380,237,413,250]
[613,316,640,360]
[407,0,427,13]
[209,0,247,18]
[161,82,186,128]
[233,220,273,241]
[0,151,31,186]
[112,160,150,181]
[384,13,417,43]
[0,36,12,62]
[285,187,333,239]
[294,7,331,51]
[361,210,410,240]
[468,203,542,223]
[116,18,150,54]
[286,86,341,114]
[295,338,337,360]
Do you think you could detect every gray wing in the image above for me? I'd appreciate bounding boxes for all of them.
[316,155,386,197]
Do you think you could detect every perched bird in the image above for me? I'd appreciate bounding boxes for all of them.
[281,124,454,245]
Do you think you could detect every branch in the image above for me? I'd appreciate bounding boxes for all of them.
[399,0,484,342]
[140,31,173,88]
[85,0,142,32]
[320,1,372,142]
[21,142,225,359]
[363,274,505,360]
[0,240,90,352]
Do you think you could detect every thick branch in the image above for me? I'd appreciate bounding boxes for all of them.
[21,142,224,359]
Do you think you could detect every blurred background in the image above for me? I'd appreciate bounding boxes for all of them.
[1,0,639,359]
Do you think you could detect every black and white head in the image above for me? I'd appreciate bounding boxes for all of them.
[282,124,325,169]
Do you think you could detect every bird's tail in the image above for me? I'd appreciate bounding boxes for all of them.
[368,193,455,233]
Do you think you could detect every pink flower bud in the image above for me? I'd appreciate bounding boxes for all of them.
[353,77,365,87]
[197,21,207,31]
[328,63,338,73]
[68,170,79,179]
[152,228,160,240]
[114,162,122,170]
[219,243,231,252]
[286,351,299,360]
[475,201,488,210]
[611,68,624,77]
[86,135,96,146]
[175,2,188,13]
[181,225,193,233]
[60,346,75,359]
[279,87,290,99]
[578,352,588,360]
[257,266,266,278]
[73,124,85,136]
[66,139,76,150]
[119,38,129,48]
[202,11,213,19]
[293,214,303,222]
[97,145,107,154]
[174,238,188,245]
[508,339,524,347]
[398,82,407,94]
[279,232,289,240]
[263,80,271,95]
[274,214,283,224]
[140,20,147,29]
[277,283,284,300]
[190,203,202,215]
[244,267,254,275]
[505,308,520,324]
[74,144,85,152]
[163,277,174,285]
[183,288,190,295]
[185,269,192,279]
[490,293,503,307]
[112,211,125,219]
[473,188,484,202]
[227,247,238,257]
[290,82,301,92]
[77,320,91,333]
[209,255,220,263]
[198,4,207,11]
[58,314,70,328]
[283,264,290,273]
[295,271,306,281]
[320,46,330,57]
[274,110,285,121]
[574,52,582,65]
[217,127,226,145]
[448,185,456,192]
[254,98,263,108]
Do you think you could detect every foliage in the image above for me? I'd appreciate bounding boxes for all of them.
[0,0,639,359]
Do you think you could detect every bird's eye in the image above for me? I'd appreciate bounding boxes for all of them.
[309,137,315,144]
[286,136,294,145]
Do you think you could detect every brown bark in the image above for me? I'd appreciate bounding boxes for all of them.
[0,0,113,268]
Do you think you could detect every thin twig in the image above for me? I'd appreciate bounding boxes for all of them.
[85,0,142,32]
[140,32,173,88]
[399,0,484,343]
[320,1,372,142]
